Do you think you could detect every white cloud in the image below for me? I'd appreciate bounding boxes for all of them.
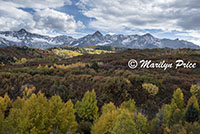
[188,39,200,46]
[33,8,85,34]
[0,0,85,36]
[77,0,178,31]
[77,0,200,42]
[176,31,200,45]
[0,0,72,9]
[176,31,200,39]
[0,1,35,31]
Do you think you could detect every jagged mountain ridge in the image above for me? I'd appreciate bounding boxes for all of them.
[0,29,199,49]
[0,29,75,49]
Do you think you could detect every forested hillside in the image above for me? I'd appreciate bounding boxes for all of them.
[0,46,200,134]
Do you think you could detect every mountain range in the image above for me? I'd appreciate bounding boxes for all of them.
[0,29,199,49]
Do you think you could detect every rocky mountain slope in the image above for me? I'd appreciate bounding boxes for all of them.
[0,29,199,49]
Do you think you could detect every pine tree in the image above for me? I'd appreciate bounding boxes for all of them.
[90,62,99,72]
[185,96,199,123]
[185,103,199,123]
[186,96,199,110]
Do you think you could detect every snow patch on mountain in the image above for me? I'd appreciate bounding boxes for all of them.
[0,34,21,42]
[0,29,199,49]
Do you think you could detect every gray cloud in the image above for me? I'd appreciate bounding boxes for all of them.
[77,0,200,37]
[177,10,200,30]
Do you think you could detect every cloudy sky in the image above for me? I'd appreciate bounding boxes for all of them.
[0,0,200,45]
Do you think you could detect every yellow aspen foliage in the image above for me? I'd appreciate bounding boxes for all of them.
[166,88,185,125]
[62,100,78,134]
[170,124,187,134]
[0,110,4,133]
[172,108,184,124]
[0,93,12,134]
[37,64,42,69]
[171,88,184,110]
[0,62,5,66]
[0,93,12,113]
[101,102,116,115]
[49,66,54,69]
[190,85,200,97]
[91,108,137,134]
[23,87,36,99]
[111,109,137,134]
[135,113,148,134]
[92,99,147,134]
[91,109,119,134]
[120,99,137,113]
[5,92,77,134]
[142,83,159,96]
[11,96,25,109]
[44,64,49,68]
[21,58,27,63]
[160,104,172,127]
[75,89,98,121]
[13,58,27,65]
[13,57,18,61]
[53,62,86,69]
[48,96,77,134]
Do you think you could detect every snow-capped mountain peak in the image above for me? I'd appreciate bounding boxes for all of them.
[92,31,103,37]
[18,28,28,34]
[0,29,199,49]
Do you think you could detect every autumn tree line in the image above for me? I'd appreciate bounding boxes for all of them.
[0,84,200,134]
[0,47,200,134]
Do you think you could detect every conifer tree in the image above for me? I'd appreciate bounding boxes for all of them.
[185,103,199,123]
[185,96,199,123]
[90,62,99,72]
[186,96,199,111]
